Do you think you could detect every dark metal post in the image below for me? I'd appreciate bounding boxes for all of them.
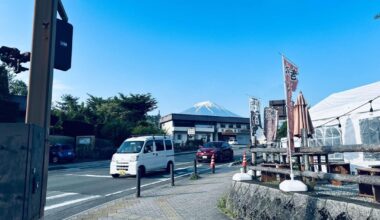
[193,159,197,175]
[136,168,141,197]
[317,155,322,172]
[170,162,175,186]
[296,156,302,171]
[252,152,257,177]
[212,163,215,174]
[325,154,330,173]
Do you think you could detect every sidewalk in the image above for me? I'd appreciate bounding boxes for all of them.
[66,168,238,220]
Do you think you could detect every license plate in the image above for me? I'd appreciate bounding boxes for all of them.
[119,170,127,175]
[202,156,208,159]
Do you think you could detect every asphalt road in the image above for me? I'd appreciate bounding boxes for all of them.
[44,146,248,220]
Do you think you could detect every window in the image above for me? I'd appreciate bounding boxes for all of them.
[360,117,380,160]
[143,140,154,153]
[177,134,182,140]
[313,126,342,160]
[228,124,233,128]
[165,140,173,150]
[236,124,241,128]
[220,124,225,128]
[155,140,165,151]
[117,141,144,153]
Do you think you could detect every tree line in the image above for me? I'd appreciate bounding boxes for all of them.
[0,64,164,145]
[51,93,163,145]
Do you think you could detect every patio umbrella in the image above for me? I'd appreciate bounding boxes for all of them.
[293,91,314,138]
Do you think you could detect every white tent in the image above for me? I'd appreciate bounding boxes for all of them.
[309,81,380,171]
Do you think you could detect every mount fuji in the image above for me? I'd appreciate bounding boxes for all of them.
[181,101,240,117]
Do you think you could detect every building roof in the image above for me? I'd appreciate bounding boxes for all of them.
[160,113,249,124]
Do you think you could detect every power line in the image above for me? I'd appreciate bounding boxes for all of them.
[315,95,380,128]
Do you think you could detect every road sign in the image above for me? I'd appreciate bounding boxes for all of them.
[187,128,195,136]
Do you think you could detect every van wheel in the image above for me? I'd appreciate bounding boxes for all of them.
[138,166,145,177]
[112,174,120,178]
[166,162,173,173]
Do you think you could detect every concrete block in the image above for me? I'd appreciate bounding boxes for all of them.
[346,202,372,220]
[369,207,380,220]
[324,199,348,219]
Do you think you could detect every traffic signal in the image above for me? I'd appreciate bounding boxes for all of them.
[0,46,30,73]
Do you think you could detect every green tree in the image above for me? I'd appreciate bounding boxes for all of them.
[0,65,28,97]
[132,121,164,136]
[114,93,157,123]
[277,122,287,140]
[51,92,159,145]
[54,94,85,121]
[9,79,27,96]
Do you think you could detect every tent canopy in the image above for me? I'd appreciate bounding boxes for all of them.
[310,81,380,127]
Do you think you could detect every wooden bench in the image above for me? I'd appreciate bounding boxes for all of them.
[357,167,380,202]
[260,163,290,182]
[328,163,350,186]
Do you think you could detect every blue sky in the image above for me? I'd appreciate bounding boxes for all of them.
[1,1,380,117]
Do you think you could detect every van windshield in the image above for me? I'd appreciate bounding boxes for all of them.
[117,141,144,153]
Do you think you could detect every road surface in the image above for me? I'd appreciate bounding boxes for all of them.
[45,147,247,220]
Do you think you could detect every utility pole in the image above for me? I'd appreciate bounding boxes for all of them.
[0,1,71,219]
[26,0,58,217]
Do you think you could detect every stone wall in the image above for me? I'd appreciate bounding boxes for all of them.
[226,181,380,220]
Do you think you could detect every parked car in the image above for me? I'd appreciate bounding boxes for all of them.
[196,141,234,163]
[110,135,175,178]
[228,139,238,145]
[49,144,75,163]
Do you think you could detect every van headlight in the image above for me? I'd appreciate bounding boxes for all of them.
[130,155,139,162]
[111,155,116,162]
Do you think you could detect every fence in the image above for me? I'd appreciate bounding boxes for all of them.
[250,144,380,187]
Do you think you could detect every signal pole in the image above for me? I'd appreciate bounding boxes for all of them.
[26,0,60,217]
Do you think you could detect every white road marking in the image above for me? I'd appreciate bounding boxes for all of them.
[65,174,112,178]
[65,166,201,179]
[104,163,226,197]
[45,195,101,211]
[47,192,78,200]
[175,162,193,166]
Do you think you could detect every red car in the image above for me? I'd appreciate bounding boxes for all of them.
[196,141,234,162]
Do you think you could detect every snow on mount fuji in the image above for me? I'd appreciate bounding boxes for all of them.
[181,101,240,117]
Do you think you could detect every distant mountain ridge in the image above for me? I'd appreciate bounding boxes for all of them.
[181,101,240,117]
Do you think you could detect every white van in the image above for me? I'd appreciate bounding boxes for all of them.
[110,135,175,178]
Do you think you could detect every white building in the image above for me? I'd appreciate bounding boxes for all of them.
[160,101,251,145]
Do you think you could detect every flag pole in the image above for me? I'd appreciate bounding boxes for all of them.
[279,54,307,192]
[281,55,295,181]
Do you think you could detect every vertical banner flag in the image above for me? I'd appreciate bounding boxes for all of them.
[282,56,299,152]
[264,107,279,143]
[249,98,261,146]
